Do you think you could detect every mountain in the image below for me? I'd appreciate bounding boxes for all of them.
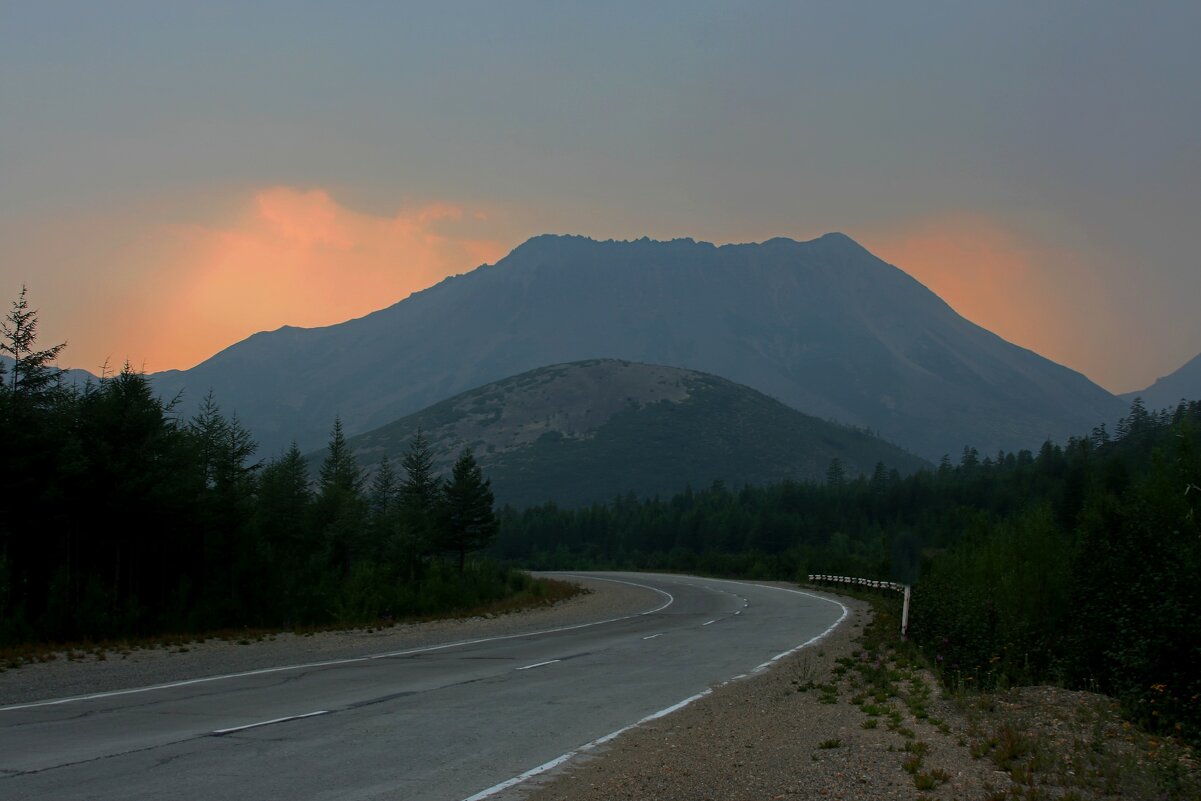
[1121,351,1201,411]
[316,359,929,508]
[0,355,99,391]
[151,233,1124,460]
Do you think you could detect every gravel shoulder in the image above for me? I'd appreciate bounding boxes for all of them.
[512,588,1199,801]
[0,574,656,706]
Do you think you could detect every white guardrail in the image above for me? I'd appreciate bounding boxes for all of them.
[807,574,912,637]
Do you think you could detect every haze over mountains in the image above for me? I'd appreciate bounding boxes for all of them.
[320,359,928,507]
[1121,351,1201,411]
[150,233,1126,462]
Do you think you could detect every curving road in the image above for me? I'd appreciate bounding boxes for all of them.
[0,572,846,800]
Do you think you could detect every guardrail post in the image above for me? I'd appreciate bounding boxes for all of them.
[901,584,911,639]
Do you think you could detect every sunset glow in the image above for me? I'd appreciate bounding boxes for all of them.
[24,189,508,373]
[3,3,1198,392]
[859,215,1129,388]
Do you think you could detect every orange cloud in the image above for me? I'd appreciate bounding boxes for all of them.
[63,188,509,372]
[855,214,1129,389]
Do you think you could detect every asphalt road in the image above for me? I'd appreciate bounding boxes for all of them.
[0,572,846,800]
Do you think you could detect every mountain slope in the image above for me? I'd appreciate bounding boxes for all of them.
[1121,351,1201,410]
[321,359,928,508]
[0,355,99,391]
[152,233,1124,460]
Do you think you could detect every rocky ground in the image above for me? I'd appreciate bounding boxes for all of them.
[2,578,1195,800]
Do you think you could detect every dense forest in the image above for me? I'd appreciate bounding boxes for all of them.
[495,399,1201,743]
[0,291,513,647]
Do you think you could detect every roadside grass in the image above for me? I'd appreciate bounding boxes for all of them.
[0,577,582,671]
[811,583,1201,801]
[961,691,1200,801]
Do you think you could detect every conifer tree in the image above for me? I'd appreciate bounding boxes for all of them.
[366,455,400,563]
[825,458,846,488]
[369,456,398,518]
[1,286,65,398]
[319,417,363,496]
[399,430,442,561]
[440,448,497,572]
[315,418,366,577]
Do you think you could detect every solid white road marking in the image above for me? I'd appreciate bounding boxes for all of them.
[1,576,674,713]
[462,576,849,801]
[515,659,560,671]
[211,710,329,736]
[461,689,713,801]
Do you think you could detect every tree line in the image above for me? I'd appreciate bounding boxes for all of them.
[0,289,507,647]
[494,398,1201,743]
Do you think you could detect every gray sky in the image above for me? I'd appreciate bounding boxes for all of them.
[2,1,1198,392]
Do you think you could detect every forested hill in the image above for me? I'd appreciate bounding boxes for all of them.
[322,359,928,508]
[150,233,1124,461]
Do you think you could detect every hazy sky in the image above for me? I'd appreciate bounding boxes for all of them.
[2,1,1198,393]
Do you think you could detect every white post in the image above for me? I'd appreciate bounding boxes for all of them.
[901,584,911,639]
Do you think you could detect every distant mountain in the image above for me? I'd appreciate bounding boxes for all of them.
[1121,351,1201,410]
[0,355,98,391]
[315,359,928,508]
[151,233,1124,460]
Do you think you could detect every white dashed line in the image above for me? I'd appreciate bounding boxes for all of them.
[212,710,328,736]
[515,659,560,671]
[642,633,663,640]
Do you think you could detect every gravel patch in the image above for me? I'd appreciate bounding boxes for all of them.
[0,574,657,706]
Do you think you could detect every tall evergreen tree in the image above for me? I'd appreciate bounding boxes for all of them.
[440,448,497,573]
[256,443,313,546]
[186,392,260,619]
[825,458,846,488]
[319,417,363,496]
[315,418,366,577]
[1,286,65,398]
[366,455,400,563]
[369,455,398,518]
[399,430,442,561]
[400,430,440,512]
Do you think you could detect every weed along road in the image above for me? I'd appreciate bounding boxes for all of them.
[0,573,846,801]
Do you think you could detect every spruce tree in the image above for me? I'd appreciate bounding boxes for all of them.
[315,418,366,577]
[399,430,442,561]
[369,456,398,518]
[440,448,497,573]
[319,417,363,496]
[1,286,65,398]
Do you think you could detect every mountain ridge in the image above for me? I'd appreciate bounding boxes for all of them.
[1121,351,1201,410]
[150,232,1125,460]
